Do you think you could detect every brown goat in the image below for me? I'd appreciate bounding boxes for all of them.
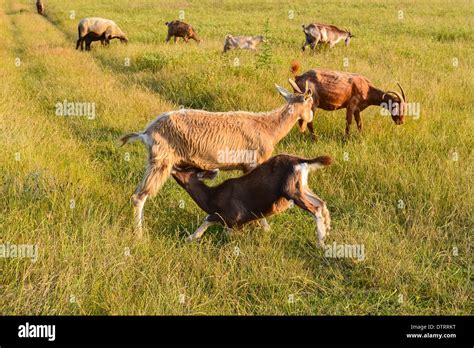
[302,23,353,51]
[165,20,201,43]
[289,62,407,137]
[36,0,45,15]
[172,154,333,246]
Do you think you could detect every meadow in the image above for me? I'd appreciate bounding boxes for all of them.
[1,0,472,315]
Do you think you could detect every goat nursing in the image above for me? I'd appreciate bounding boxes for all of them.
[172,154,333,246]
[120,84,314,235]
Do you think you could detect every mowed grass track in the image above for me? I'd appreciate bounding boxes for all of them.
[1,0,472,315]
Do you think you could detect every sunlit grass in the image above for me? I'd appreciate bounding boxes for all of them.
[1,0,472,315]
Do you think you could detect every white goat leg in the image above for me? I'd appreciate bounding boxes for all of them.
[313,210,327,247]
[259,218,271,231]
[187,216,217,242]
[305,190,330,235]
[133,194,148,238]
[322,204,331,235]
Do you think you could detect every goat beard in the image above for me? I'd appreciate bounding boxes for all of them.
[298,120,308,133]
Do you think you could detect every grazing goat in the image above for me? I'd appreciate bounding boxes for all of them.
[289,62,406,137]
[76,17,128,51]
[172,154,333,245]
[119,84,314,235]
[36,0,45,16]
[165,20,201,43]
[223,35,265,53]
[302,23,353,51]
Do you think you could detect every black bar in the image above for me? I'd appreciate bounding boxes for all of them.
[0,316,472,346]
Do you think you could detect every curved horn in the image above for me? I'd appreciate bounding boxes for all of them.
[288,78,303,94]
[383,90,403,102]
[382,91,405,115]
[397,82,406,102]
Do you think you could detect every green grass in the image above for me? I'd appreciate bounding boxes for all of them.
[1,0,472,315]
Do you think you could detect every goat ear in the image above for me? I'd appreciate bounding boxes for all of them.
[197,169,219,181]
[275,84,292,101]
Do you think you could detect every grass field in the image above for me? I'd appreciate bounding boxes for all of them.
[1,0,472,315]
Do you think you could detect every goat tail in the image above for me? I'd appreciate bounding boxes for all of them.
[119,132,146,146]
[307,155,333,171]
[290,60,301,75]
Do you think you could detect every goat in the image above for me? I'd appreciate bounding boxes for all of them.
[289,62,406,137]
[76,17,128,51]
[36,0,45,16]
[223,35,265,53]
[302,23,353,51]
[172,154,333,246]
[119,84,314,236]
[165,20,201,43]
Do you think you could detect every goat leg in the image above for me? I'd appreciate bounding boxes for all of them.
[289,191,328,247]
[305,189,331,236]
[259,218,271,231]
[345,108,354,135]
[354,110,362,132]
[132,157,173,237]
[187,215,219,242]
[132,193,148,238]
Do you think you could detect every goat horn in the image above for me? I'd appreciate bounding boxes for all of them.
[383,91,404,104]
[397,82,406,102]
[288,79,302,94]
[305,80,309,93]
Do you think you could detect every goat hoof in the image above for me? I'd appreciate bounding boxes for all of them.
[186,235,197,242]
[135,227,144,239]
[259,219,271,231]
